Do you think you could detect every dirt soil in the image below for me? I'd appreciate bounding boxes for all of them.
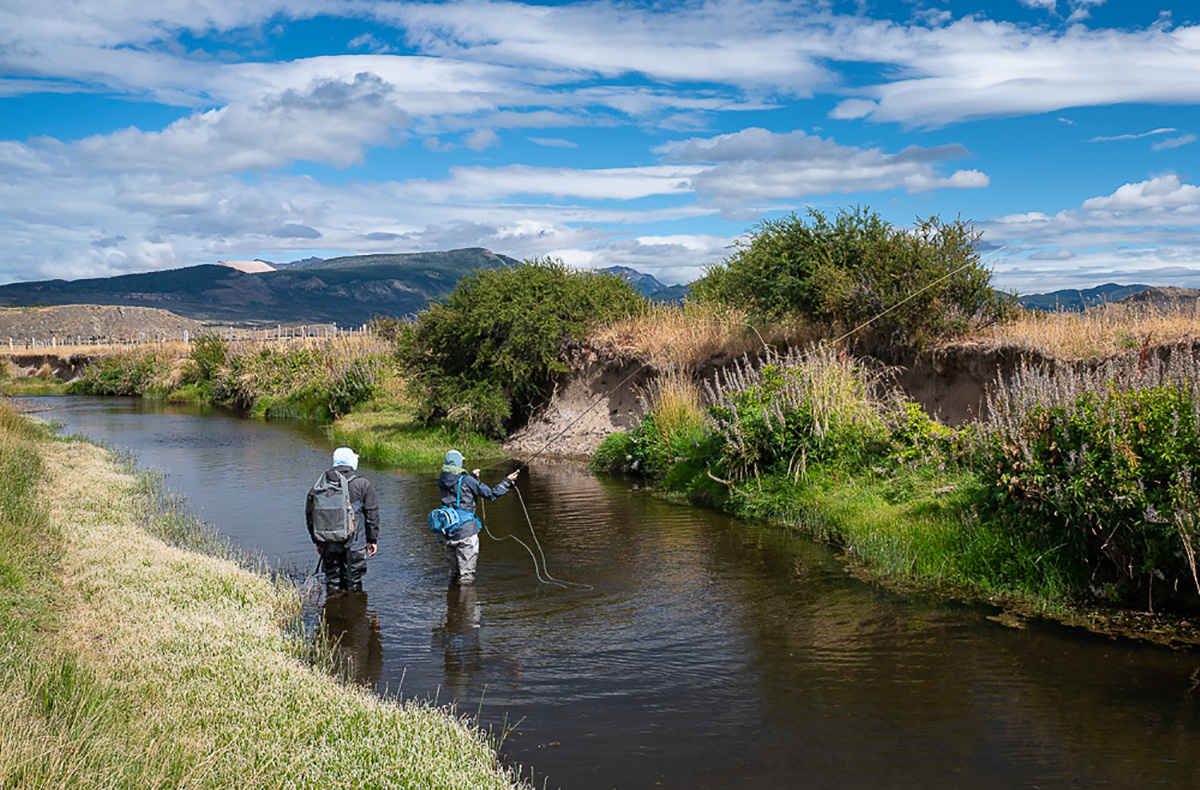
[504,349,654,461]
[0,304,207,343]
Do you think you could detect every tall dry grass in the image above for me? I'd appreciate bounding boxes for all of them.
[591,301,823,370]
[976,301,1200,359]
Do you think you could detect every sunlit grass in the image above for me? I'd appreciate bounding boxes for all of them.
[333,408,507,469]
[592,301,822,370]
[975,301,1200,359]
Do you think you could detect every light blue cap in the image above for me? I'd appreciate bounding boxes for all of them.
[444,449,464,467]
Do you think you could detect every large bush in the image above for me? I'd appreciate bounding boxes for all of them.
[397,258,644,436]
[692,207,1014,351]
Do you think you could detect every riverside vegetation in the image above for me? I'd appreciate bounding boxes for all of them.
[0,399,526,789]
[5,211,1200,638]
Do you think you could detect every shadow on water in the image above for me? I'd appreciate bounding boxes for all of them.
[28,395,1200,790]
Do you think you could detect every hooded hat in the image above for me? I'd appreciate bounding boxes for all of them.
[332,447,359,470]
[444,449,464,468]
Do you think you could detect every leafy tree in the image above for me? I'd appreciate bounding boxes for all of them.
[692,207,1014,351]
[396,258,644,436]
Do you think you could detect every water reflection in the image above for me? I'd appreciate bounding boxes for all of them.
[320,591,382,688]
[433,584,483,698]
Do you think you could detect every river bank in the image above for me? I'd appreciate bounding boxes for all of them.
[0,399,525,790]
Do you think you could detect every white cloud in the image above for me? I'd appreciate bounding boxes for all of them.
[69,72,409,175]
[547,234,734,284]
[657,128,987,211]
[1088,127,1177,142]
[464,129,500,151]
[408,164,704,202]
[1079,174,1200,211]
[982,174,1200,291]
[826,18,1200,127]
[529,137,577,148]
[377,0,834,93]
[349,33,396,54]
[1153,134,1197,151]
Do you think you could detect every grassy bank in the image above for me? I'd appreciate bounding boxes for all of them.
[0,400,525,789]
[327,374,507,468]
[595,326,1200,634]
[63,334,391,422]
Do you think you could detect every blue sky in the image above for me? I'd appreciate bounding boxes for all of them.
[2,0,1199,293]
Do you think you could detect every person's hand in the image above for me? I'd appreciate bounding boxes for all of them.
[472,468,481,478]
[507,470,520,482]
[367,543,378,558]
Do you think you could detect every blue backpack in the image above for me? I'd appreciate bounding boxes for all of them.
[428,475,478,539]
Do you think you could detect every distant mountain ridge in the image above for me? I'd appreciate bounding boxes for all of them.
[599,265,688,302]
[0,248,520,325]
[1017,283,1152,311]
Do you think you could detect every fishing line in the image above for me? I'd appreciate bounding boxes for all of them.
[470,246,1007,584]
[480,489,592,590]
[827,245,1008,350]
[300,554,323,602]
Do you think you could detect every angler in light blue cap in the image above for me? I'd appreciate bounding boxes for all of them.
[436,449,519,585]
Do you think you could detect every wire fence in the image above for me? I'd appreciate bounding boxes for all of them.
[3,323,372,353]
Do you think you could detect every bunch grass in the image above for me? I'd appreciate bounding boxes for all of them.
[977,301,1200,360]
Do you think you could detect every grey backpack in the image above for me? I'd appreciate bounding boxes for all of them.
[310,471,356,544]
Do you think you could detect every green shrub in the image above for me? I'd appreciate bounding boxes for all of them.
[67,351,169,396]
[703,346,896,480]
[188,334,228,383]
[396,258,644,436]
[976,351,1200,610]
[692,207,1015,352]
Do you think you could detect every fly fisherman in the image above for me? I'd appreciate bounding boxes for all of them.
[438,450,519,585]
[307,447,379,594]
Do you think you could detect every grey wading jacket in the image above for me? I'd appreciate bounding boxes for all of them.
[437,470,514,541]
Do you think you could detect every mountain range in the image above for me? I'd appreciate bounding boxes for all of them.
[1014,283,1152,311]
[0,250,688,326]
[0,249,519,326]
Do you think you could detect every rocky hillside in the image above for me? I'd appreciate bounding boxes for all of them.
[0,304,207,343]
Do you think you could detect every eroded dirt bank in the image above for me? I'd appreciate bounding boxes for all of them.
[1,352,96,381]
[504,351,653,460]
[504,340,1196,459]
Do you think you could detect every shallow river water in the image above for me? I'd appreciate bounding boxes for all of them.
[27,395,1200,789]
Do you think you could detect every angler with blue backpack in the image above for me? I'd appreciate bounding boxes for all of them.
[430,449,519,585]
[307,447,380,594]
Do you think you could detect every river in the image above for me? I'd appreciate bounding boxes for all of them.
[25,395,1200,789]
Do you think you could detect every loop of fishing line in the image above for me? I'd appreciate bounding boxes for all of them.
[480,488,592,591]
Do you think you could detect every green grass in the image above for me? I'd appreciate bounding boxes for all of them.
[0,404,56,638]
[0,375,69,396]
[332,406,508,469]
[699,459,1081,615]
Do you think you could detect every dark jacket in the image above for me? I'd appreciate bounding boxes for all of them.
[306,465,380,550]
[437,470,513,540]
